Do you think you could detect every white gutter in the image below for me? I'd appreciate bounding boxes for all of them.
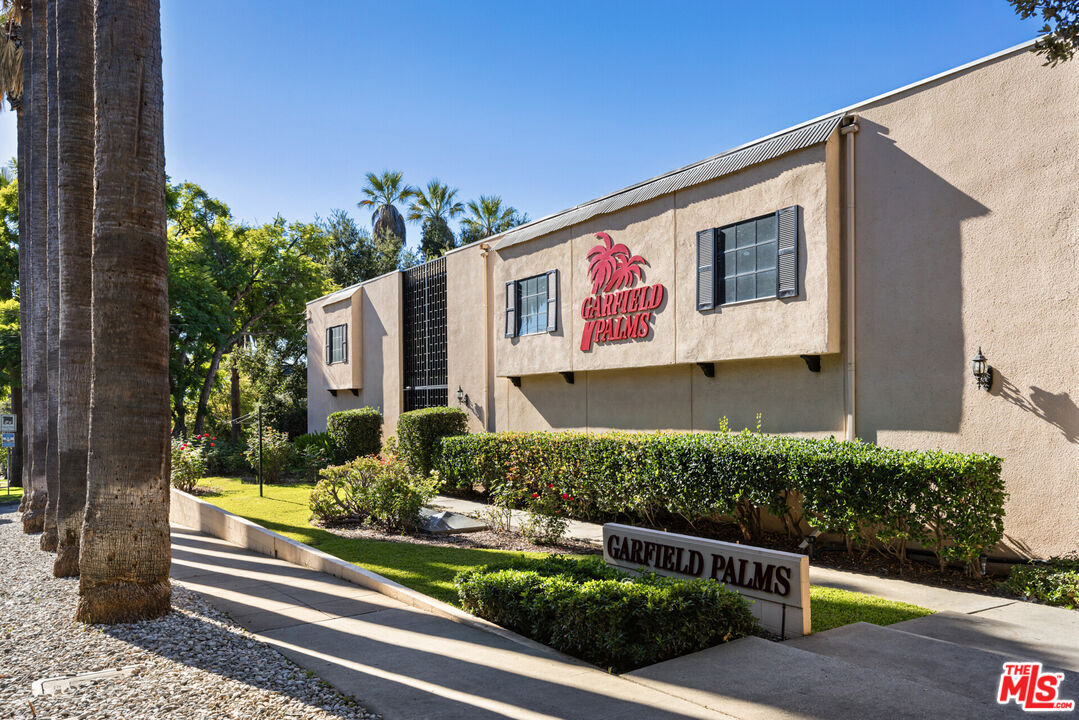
[841,117,859,442]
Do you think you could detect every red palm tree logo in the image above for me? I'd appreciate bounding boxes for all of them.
[586,232,646,295]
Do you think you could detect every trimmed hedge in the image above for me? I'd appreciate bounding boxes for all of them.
[455,556,759,672]
[327,407,383,462]
[396,406,468,476]
[440,430,1006,570]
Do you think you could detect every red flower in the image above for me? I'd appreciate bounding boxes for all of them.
[531,493,538,498]
[210,443,215,447]
[561,493,570,500]
[212,437,217,441]
[548,484,554,488]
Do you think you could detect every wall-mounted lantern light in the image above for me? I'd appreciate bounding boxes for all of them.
[456,385,468,404]
[971,347,993,391]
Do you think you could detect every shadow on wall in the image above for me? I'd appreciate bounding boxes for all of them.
[361,294,387,412]
[995,371,1079,444]
[854,120,990,441]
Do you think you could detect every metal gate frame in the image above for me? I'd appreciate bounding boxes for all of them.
[403,257,448,412]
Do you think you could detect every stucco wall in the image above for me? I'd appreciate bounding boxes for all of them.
[851,47,1079,557]
[446,243,490,432]
[306,272,402,436]
[493,142,839,377]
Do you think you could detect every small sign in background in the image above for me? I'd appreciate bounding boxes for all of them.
[0,414,15,432]
[1,432,13,448]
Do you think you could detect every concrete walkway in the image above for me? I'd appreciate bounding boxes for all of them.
[171,525,736,720]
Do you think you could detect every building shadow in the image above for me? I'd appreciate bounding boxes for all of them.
[853,119,989,441]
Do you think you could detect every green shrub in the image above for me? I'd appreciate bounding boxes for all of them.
[243,426,292,484]
[455,556,759,672]
[170,438,207,492]
[440,430,1006,571]
[327,407,383,462]
[396,407,468,476]
[1003,556,1079,609]
[293,432,334,482]
[309,457,440,532]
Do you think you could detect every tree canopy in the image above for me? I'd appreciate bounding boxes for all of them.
[1008,0,1079,64]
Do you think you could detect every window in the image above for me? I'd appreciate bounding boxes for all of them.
[696,206,799,311]
[505,270,558,338]
[722,213,778,303]
[326,323,347,364]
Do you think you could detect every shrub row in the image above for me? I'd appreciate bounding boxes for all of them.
[455,555,759,672]
[440,430,1006,570]
[327,408,383,462]
[396,407,468,476]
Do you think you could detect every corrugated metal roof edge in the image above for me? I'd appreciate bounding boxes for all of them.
[307,268,400,307]
[491,37,1040,253]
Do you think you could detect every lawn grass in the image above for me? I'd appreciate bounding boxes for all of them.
[809,585,932,633]
[193,476,934,630]
[194,476,548,604]
[0,483,23,504]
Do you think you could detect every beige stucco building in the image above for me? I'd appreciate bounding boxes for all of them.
[308,41,1079,559]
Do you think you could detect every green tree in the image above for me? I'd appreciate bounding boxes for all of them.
[409,179,463,260]
[459,194,528,244]
[167,182,333,436]
[0,298,18,392]
[0,167,17,299]
[357,170,413,246]
[1008,0,1079,65]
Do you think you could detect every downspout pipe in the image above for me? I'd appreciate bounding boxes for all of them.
[479,243,491,431]
[840,116,859,442]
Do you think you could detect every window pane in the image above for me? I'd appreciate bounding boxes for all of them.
[756,240,777,270]
[723,250,736,279]
[756,215,777,244]
[724,278,736,303]
[722,229,737,252]
[737,247,755,275]
[756,269,776,298]
[737,275,755,302]
[736,222,755,248]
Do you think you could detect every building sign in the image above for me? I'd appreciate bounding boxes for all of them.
[0,414,14,432]
[579,233,666,351]
[1,432,13,448]
[603,523,811,638]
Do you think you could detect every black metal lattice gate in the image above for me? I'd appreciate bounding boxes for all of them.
[403,257,447,411]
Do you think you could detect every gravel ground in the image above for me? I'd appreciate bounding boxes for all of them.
[0,507,379,720]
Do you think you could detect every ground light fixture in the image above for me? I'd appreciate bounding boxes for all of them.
[456,386,468,404]
[972,347,993,391]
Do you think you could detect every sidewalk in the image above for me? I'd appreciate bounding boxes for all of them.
[171,526,735,720]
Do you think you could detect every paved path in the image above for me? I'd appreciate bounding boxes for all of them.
[171,525,736,720]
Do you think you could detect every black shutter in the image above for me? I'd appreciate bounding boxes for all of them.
[777,206,799,298]
[545,270,558,333]
[342,325,348,364]
[696,228,716,310]
[504,281,517,338]
[325,327,332,364]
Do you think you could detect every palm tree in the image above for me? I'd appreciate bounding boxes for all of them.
[357,170,413,244]
[76,0,171,623]
[409,179,463,259]
[22,0,49,536]
[40,0,60,552]
[460,195,522,241]
[52,0,93,578]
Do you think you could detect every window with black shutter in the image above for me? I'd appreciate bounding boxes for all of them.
[695,205,800,308]
[506,271,559,336]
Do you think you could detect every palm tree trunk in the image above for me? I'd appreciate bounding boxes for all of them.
[52,0,93,578]
[22,0,48,535]
[76,0,170,623]
[39,0,59,552]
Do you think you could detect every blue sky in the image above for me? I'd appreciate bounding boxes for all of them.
[0,1,1043,249]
